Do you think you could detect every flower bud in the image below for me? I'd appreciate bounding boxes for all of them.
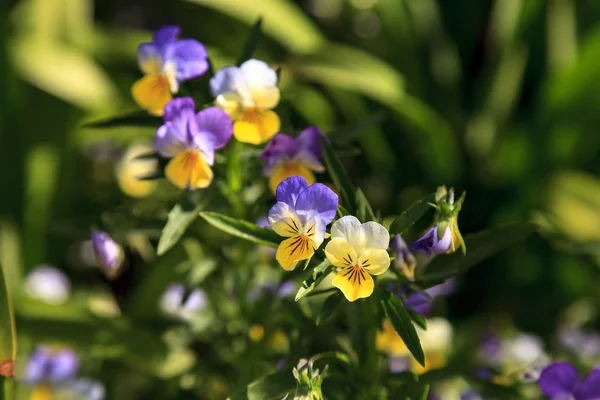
[91,231,123,278]
[289,358,326,400]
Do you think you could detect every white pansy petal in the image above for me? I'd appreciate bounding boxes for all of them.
[359,249,390,275]
[359,221,390,250]
[330,216,361,241]
[240,59,278,90]
[210,66,247,97]
[268,202,302,237]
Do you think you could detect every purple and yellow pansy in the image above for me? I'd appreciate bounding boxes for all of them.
[154,97,233,190]
[260,126,325,193]
[133,25,209,115]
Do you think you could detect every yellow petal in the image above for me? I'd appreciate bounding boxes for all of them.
[251,86,280,109]
[376,319,409,356]
[268,161,316,193]
[31,384,52,400]
[269,204,302,238]
[131,74,172,116]
[276,234,316,271]
[332,265,374,302]
[164,150,213,190]
[358,248,391,276]
[215,93,243,119]
[234,108,280,144]
[324,238,357,268]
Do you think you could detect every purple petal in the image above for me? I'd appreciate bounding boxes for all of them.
[539,362,580,397]
[182,289,207,313]
[260,134,298,175]
[576,369,600,399]
[296,126,323,160]
[47,349,79,383]
[294,183,338,225]
[411,225,452,256]
[275,176,308,207]
[195,107,233,150]
[154,98,197,157]
[137,43,162,71]
[91,231,121,271]
[426,278,457,298]
[210,66,245,97]
[277,281,296,297]
[153,25,181,45]
[163,97,196,122]
[168,39,209,81]
[24,347,51,383]
[256,217,270,228]
[404,292,432,316]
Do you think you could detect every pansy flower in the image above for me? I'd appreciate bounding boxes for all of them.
[133,25,208,115]
[268,176,338,271]
[325,216,391,302]
[154,97,233,190]
[260,126,325,193]
[210,59,280,144]
[538,362,600,400]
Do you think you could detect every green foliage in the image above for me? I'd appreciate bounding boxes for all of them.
[0,265,16,379]
[200,212,281,248]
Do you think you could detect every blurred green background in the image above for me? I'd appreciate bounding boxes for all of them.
[2,0,600,398]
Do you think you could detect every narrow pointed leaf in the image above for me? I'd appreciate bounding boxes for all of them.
[83,111,162,129]
[389,193,436,235]
[321,137,357,212]
[200,212,281,248]
[295,260,333,301]
[236,17,263,65]
[356,188,376,222]
[157,203,204,256]
[419,223,536,285]
[0,265,16,378]
[380,290,425,366]
[407,309,427,330]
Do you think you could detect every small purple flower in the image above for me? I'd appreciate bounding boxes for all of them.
[391,234,417,281]
[160,283,207,321]
[24,346,79,384]
[539,362,600,400]
[91,232,122,277]
[24,266,70,305]
[133,25,209,115]
[387,278,456,316]
[412,225,453,256]
[154,98,233,190]
[268,176,338,271]
[260,127,325,193]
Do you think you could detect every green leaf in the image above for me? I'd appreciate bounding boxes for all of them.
[321,136,357,212]
[407,309,427,331]
[327,111,386,144]
[379,290,425,366]
[200,212,281,248]
[0,265,16,378]
[157,203,205,256]
[419,223,536,285]
[466,376,525,399]
[228,368,295,400]
[316,292,343,325]
[337,204,351,218]
[389,193,436,236]
[236,17,263,65]
[83,110,162,129]
[295,260,333,301]
[398,384,430,400]
[355,188,377,222]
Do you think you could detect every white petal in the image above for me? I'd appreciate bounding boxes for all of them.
[240,59,278,90]
[357,221,390,250]
[330,215,361,241]
[210,66,248,97]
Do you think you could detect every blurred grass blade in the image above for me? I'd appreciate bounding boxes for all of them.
[356,188,377,222]
[236,17,263,66]
[157,203,205,256]
[200,212,281,248]
[321,137,357,212]
[380,290,425,366]
[295,260,333,301]
[316,292,343,326]
[187,0,324,54]
[228,368,295,400]
[389,193,436,235]
[327,111,386,144]
[83,111,162,129]
[419,223,536,285]
[0,265,16,378]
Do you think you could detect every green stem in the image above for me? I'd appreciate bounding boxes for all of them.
[227,140,245,218]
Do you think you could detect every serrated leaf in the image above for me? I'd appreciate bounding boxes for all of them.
[295,260,333,301]
[316,292,343,325]
[157,203,204,256]
[0,265,16,378]
[236,17,263,65]
[83,110,162,129]
[228,368,295,400]
[321,136,356,212]
[380,291,425,366]
[200,212,281,248]
[328,111,386,144]
[356,188,376,222]
[389,193,436,235]
[419,223,536,285]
